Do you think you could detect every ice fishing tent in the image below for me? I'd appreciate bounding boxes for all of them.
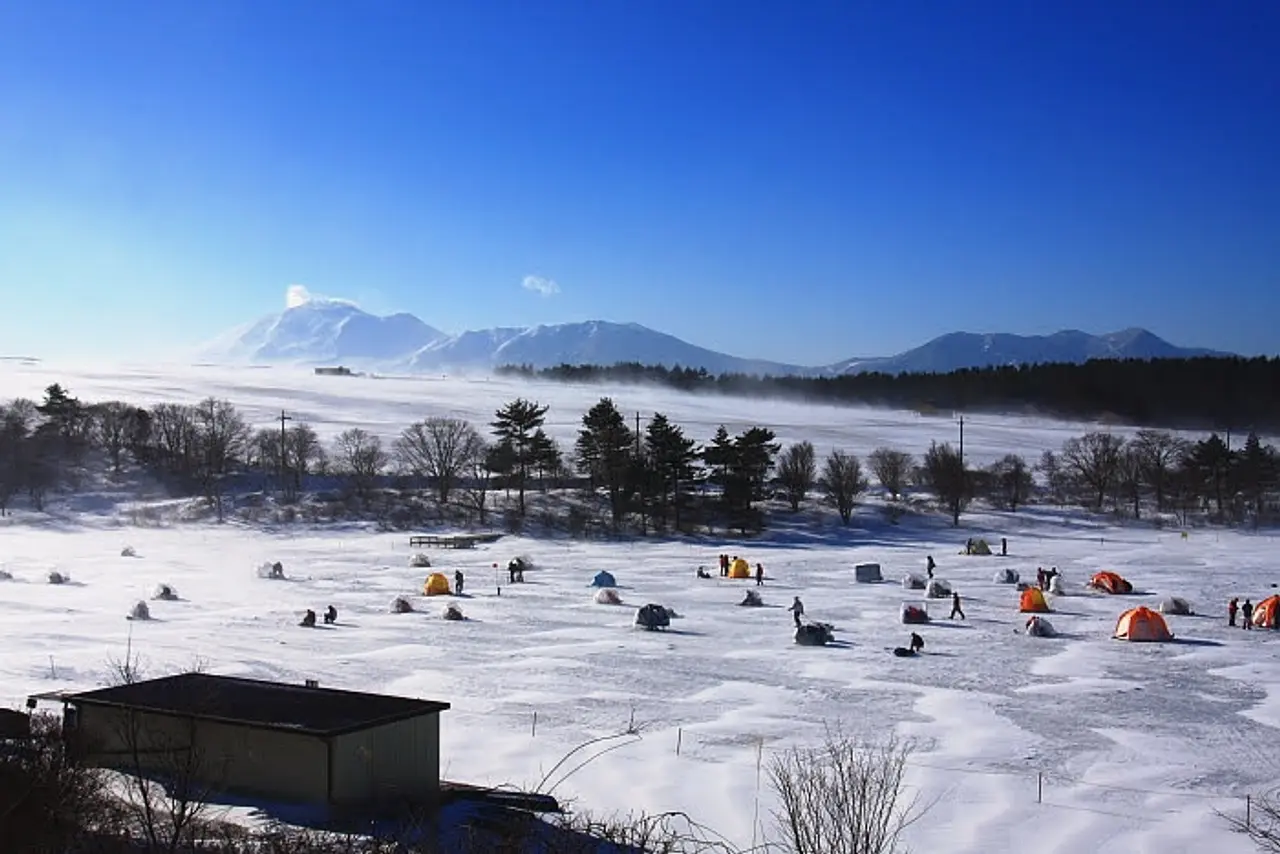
[1158,596,1194,616]
[855,563,883,583]
[966,539,992,556]
[48,571,68,585]
[390,596,414,613]
[1089,571,1132,594]
[151,583,179,601]
[795,623,835,646]
[1019,587,1051,613]
[409,553,432,568]
[740,589,763,607]
[901,603,930,624]
[1024,615,1057,637]
[728,558,751,579]
[590,570,617,588]
[442,604,464,621]
[993,568,1020,584]
[594,588,622,605]
[127,601,151,621]
[1114,606,1173,642]
[902,573,926,590]
[1253,595,1280,628]
[423,572,451,596]
[635,603,670,631]
[925,579,952,599]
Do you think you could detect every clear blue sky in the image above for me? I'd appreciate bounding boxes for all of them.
[1,0,1277,364]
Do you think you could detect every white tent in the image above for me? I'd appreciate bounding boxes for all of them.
[1024,615,1057,637]
[993,568,1019,584]
[1158,596,1194,615]
[902,573,926,590]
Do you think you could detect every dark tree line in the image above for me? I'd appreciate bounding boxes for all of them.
[2,383,1277,533]
[497,355,1280,432]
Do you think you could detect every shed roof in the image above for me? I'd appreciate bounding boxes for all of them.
[64,673,449,738]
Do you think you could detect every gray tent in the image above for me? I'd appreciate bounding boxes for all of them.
[591,570,617,588]
[993,568,1019,584]
[855,563,883,583]
[926,579,952,599]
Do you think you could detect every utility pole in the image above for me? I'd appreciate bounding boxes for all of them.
[958,414,965,464]
[279,410,293,493]
[635,412,642,455]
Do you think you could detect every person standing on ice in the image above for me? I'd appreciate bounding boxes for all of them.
[755,563,765,586]
[1229,597,1239,627]
[454,570,465,595]
[949,591,965,620]
[788,596,805,628]
[926,555,936,578]
[1242,599,1254,630]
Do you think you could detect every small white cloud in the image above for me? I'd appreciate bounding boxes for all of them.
[285,284,357,309]
[286,284,312,308]
[522,275,560,297]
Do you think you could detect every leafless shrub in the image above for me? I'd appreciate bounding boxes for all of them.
[1221,789,1280,852]
[769,730,928,854]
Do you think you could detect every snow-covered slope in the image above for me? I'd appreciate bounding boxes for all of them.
[830,328,1225,375]
[197,299,447,366]
[404,320,805,375]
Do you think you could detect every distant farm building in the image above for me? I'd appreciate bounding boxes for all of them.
[314,366,353,376]
[57,673,449,810]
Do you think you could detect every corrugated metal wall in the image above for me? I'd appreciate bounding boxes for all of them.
[72,705,329,804]
[329,713,440,805]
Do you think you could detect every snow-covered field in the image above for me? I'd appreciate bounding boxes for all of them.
[2,360,1279,853]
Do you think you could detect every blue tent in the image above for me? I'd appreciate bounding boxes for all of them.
[591,570,617,588]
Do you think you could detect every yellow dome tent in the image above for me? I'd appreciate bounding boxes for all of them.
[1019,587,1050,613]
[728,558,751,579]
[423,572,451,596]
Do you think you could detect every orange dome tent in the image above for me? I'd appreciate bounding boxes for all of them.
[1019,587,1050,613]
[423,572,451,596]
[728,558,751,579]
[1089,571,1132,594]
[1114,606,1173,642]
[1253,595,1280,628]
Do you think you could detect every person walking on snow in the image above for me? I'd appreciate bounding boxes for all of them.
[926,555,936,578]
[1242,599,1254,630]
[1229,597,1239,627]
[949,591,965,620]
[454,570,465,596]
[755,563,765,586]
[788,596,805,628]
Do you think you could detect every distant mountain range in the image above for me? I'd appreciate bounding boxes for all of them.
[197,298,1230,377]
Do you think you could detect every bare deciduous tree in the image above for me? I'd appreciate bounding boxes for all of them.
[868,447,913,502]
[986,453,1032,511]
[149,403,199,477]
[1061,431,1125,511]
[820,449,868,525]
[93,401,137,474]
[922,441,970,525]
[1114,445,1144,518]
[334,428,388,498]
[1132,429,1189,511]
[770,730,928,854]
[777,441,817,511]
[395,417,484,506]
